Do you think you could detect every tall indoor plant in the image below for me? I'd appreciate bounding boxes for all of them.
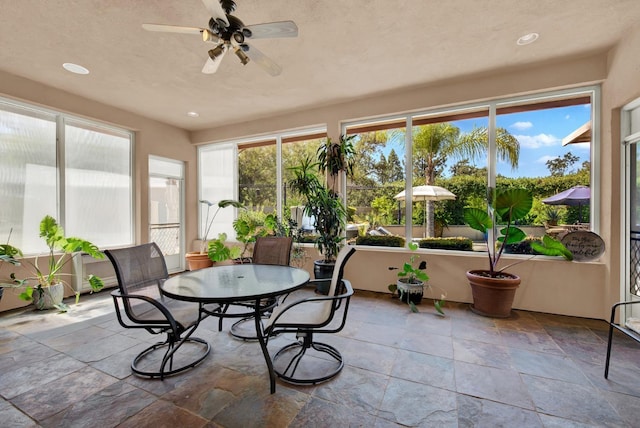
[289,135,356,291]
[463,187,572,317]
[1,215,104,311]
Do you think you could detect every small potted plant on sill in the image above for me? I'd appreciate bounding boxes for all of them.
[1,215,104,311]
[186,199,244,270]
[463,187,573,318]
[388,242,446,314]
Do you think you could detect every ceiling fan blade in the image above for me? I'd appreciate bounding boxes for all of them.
[202,48,227,74]
[202,0,229,26]
[142,23,203,35]
[243,44,282,76]
[244,21,298,39]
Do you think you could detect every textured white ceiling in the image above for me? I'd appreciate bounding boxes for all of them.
[1,0,639,131]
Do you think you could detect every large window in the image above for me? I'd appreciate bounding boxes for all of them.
[343,88,595,248]
[0,99,134,254]
[196,87,596,250]
[198,130,325,240]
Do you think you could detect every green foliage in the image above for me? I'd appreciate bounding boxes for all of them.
[317,134,356,180]
[199,199,244,253]
[355,235,405,247]
[418,237,473,251]
[207,233,242,262]
[1,215,104,310]
[463,188,573,277]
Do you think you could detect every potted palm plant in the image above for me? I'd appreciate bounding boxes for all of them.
[186,199,244,270]
[1,215,104,311]
[288,135,355,293]
[463,187,573,317]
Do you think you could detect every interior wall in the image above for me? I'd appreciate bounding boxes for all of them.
[601,24,640,312]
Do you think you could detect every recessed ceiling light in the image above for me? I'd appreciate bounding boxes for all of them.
[62,63,90,74]
[517,33,539,46]
[187,111,199,118]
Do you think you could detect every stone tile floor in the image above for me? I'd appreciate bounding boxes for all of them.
[1,289,639,427]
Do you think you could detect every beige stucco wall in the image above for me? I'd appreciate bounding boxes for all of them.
[2,26,640,318]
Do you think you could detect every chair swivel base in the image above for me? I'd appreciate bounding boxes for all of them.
[272,340,344,385]
[131,337,210,379]
[229,315,271,341]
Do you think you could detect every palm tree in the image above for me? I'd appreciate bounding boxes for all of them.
[412,123,520,237]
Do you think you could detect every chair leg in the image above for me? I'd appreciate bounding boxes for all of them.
[272,332,344,385]
[131,326,210,379]
[605,322,615,379]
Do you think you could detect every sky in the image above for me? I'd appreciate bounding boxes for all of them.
[383,104,591,179]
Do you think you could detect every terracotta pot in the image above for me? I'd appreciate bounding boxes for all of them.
[32,282,65,310]
[185,252,214,270]
[396,279,424,304]
[466,270,521,318]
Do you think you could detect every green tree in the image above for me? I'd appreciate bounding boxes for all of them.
[411,124,520,236]
[546,152,579,177]
[387,148,404,182]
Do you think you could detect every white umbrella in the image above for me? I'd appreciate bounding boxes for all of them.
[394,185,456,238]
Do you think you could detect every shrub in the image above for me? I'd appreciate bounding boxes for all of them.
[355,235,405,247]
[418,237,473,251]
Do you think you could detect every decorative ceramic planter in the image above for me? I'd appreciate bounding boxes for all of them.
[32,282,65,310]
[185,252,214,271]
[396,279,424,305]
[466,270,521,318]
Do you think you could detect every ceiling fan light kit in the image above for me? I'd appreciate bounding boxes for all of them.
[143,0,298,76]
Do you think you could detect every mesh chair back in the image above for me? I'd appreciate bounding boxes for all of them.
[252,236,293,266]
[105,243,169,323]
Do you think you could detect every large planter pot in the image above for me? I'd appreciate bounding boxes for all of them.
[466,270,521,318]
[185,252,214,270]
[32,282,65,310]
[397,279,424,305]
[313,260,335,295]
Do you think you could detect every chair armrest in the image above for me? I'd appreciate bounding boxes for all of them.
[610,300,640,323]
[267,279,353,328]
[111,289,180,332]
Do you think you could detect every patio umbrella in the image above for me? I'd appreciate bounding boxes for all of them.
[542,185,590,222]
[394,185,456,237]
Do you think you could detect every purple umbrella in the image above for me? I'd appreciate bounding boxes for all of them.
[542,185,590,221]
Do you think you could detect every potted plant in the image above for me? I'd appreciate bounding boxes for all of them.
[388,242,446,314]
[186,199,244,270]
[233,212,278,263]
[1,215,104,311]
[288,135,355,293]
[463,187,573,317]
[207,232,243,262]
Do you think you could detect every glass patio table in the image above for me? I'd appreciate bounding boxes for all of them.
[161,264,310,393]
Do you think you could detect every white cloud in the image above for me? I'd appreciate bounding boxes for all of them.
[515,133,559,149]
[536,155,557,164]
[510,121,533,130]
[565,114,570,120]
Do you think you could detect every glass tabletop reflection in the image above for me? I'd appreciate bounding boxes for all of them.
[161,264,310,303]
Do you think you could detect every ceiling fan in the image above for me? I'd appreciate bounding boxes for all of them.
[142,0,298,76]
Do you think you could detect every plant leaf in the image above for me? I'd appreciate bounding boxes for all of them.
[531,235,574,261]
[463,207,492,233]
[495,188,532,222]
[497,226,526,244]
